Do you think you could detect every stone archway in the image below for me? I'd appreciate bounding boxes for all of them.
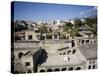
[67,50,71,55]
[54,68,60,71]
[61,68,67,71]
[47,69,53,72]
[76,67,81,70]
[68,67,73,71]
[39,69,45,72]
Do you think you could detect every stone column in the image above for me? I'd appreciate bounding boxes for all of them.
[66,35,67,39]
[57,35,59,40]
[44,34,46,40]
[52,35,54,39]
[84,39,86,44]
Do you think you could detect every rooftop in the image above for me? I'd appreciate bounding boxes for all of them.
[78,43,97,59]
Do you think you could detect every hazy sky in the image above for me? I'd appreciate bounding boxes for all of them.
[13,1,97,21]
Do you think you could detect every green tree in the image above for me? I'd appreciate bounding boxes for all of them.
[74,18,82,28]
[85,17,97,27]
[39,25,47,34]
[70,28,80,38]
[84,16,97,36]
[63,22,73,32]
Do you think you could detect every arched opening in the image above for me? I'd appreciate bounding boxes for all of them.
[72,49,76,54]
[93,61,95,63]
[86,40,89,43]
[68,67,73,71]
[88,65,91,69]
[93,65,95,69]
[39,69,45,72]
[67,50,71,55]
[27,69,32,73]
[76,67,81,70]
[63,53,66,55]
[94,40,96,43]
[18,52,23,59]
[61,68,67,71]
[54,68,60,71]
[82,40,84,44]
[60,53,62,55]
[47,69,53,72]
[72,40,75,47]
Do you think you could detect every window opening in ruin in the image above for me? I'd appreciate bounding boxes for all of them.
[28,35,32,40]
[25,62,30,66]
